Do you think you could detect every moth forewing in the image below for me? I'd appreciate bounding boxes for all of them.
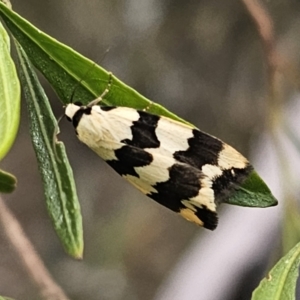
[65,102,253,230]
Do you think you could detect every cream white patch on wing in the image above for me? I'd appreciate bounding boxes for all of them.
[134,150,177,186]
[188,176,216,212]
[91,146,118,161]
[202,164,223,179]
[218,144,248,169]
[94,106,140,143]
[155,117,194,153]
[179,208,204,226]
[124,174,158,194]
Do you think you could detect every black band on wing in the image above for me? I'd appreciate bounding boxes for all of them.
[194,206,218,230]
[148,163,218,230]
[106,145,153,177]
[72,107,92,128]
[174,129,223,169]
[122,110,160,149]
[212,164,253,204]
[148,163,202,211]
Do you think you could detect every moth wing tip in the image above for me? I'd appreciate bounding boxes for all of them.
[179,207,218,230]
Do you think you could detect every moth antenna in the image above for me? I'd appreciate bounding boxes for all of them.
[69,48,112,104]
[102,46,111,59]
[52,113,65,163]
[69,63,98,104]
[87,72,113,107]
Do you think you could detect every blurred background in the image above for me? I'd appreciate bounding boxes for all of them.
[1,0,300,299]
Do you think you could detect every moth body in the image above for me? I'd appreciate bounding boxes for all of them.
[65,103,253,230]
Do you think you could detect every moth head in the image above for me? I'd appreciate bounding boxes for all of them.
[65,103,82,122]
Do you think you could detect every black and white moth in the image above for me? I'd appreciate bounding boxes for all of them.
[65,94,253,230]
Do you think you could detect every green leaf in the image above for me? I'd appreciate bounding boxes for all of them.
[225,170,278,207]
[0,3,277,209]
[15,43,83,258]
[0,20,20,161]
[252,242,300,300]
[282,199,300,255]
[0,2,188,121]
[0,169,16,193]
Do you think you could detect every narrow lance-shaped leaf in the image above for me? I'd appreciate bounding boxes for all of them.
[0,3,277,208]
[0,2,178,120]
[15,43,83,259]
[252,242,300,300]
[0,20,20,161]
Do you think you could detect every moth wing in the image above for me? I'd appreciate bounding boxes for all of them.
[103,142,218,230]
[139,111,253,205]
[102,107,250,171]
[77,106,252,230]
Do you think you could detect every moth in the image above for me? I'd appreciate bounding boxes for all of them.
[65,81,253,230]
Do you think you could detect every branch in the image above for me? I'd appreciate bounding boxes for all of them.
[0,196,70,300]
[242,0,283,131]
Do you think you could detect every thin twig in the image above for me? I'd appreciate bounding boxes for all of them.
[0,196,70,300]
[242,0,278,72]
[243,0,300,101]
[243,0,300,254]
[243,0,286,134]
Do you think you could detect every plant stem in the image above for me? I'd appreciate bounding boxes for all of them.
[0,195,70,300]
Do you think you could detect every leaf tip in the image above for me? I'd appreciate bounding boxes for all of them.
[0,169,17,193]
